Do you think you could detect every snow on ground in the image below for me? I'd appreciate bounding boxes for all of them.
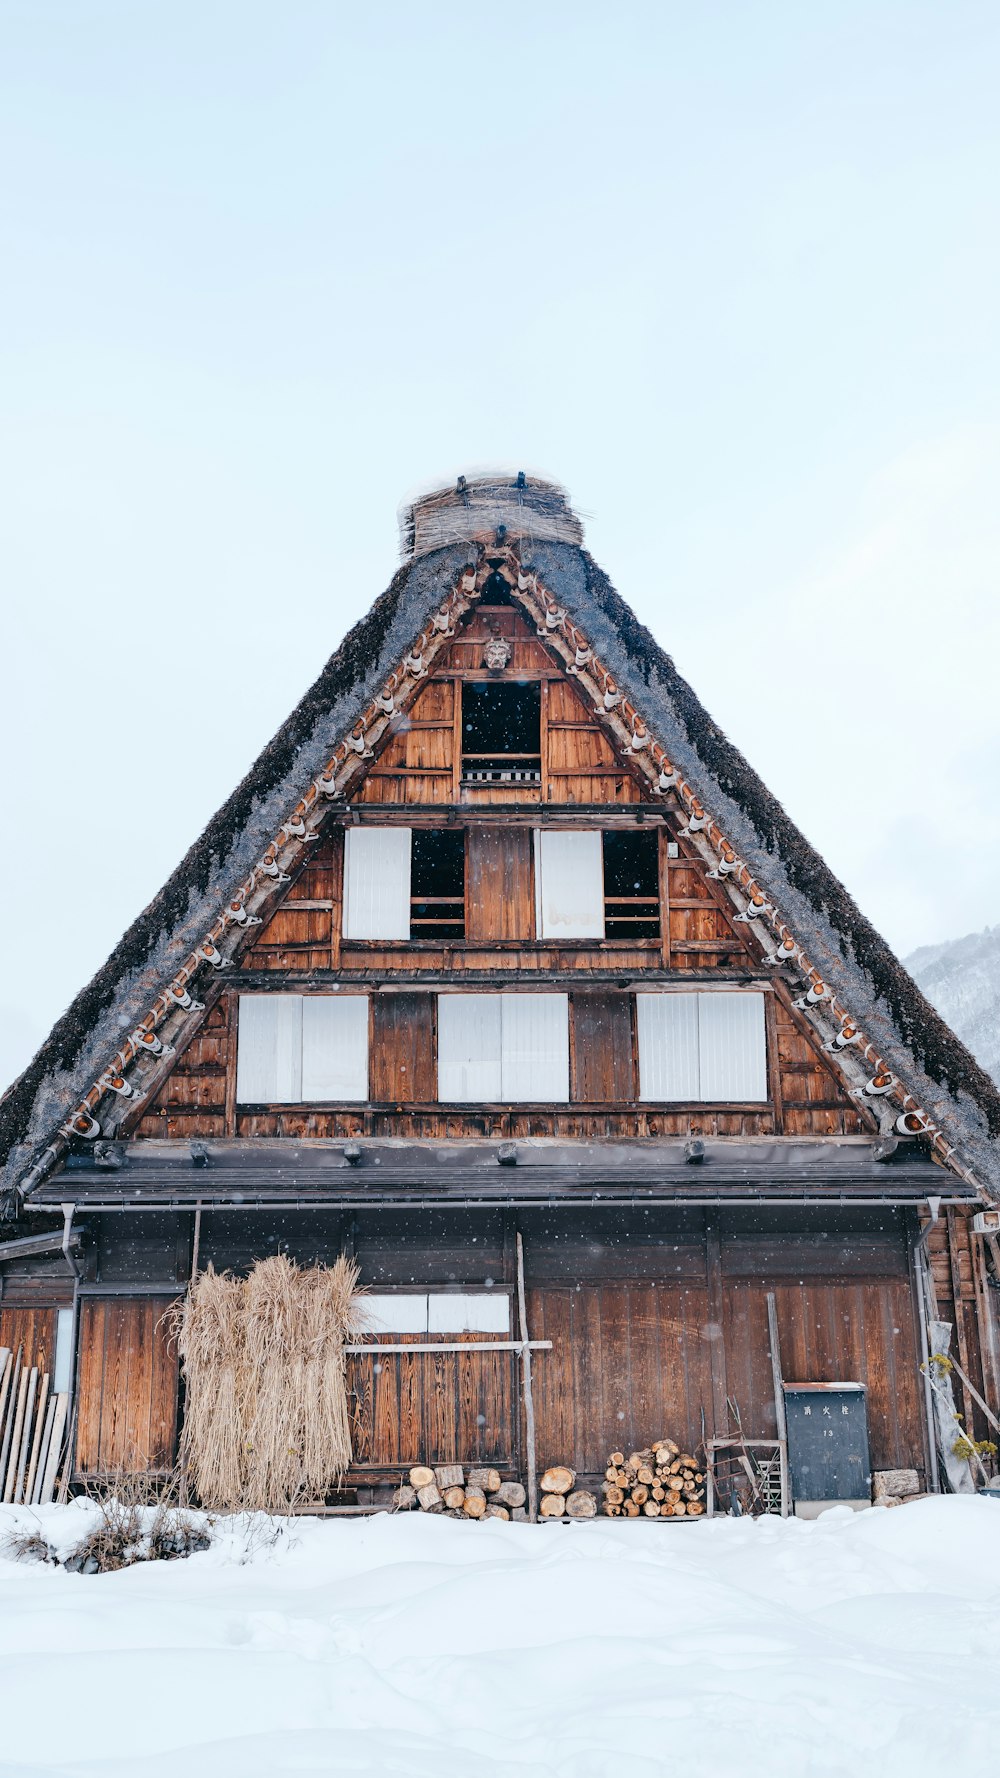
[1,1497,999,1777]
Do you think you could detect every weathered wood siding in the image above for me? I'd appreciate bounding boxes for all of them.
[75,1298,179,1474]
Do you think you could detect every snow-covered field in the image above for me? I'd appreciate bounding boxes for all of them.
[2,1497,999,1776]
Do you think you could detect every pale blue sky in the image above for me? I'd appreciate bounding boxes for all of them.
[2,2,999,1087]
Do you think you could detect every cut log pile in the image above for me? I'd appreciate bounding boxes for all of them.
[394,1464,529,1521]
[0,1346,69,1507]
[601,1441,706,1517]
[537,1465,598,1519]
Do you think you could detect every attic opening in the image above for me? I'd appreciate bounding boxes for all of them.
[461,681,541,785]
[603,830,661,939]
[478,568,514,606]
[410,829,466,938]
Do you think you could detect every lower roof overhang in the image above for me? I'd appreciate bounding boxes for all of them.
[38,1136,977,1212]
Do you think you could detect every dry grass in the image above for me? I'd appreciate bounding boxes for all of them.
[171,1254,364,1512]
[3,1528,56,1565]
[64,1468,212,1573]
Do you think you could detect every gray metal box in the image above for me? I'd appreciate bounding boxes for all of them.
[784,1383,871,1511]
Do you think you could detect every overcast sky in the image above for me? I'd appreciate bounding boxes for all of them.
[2,2,999,1093]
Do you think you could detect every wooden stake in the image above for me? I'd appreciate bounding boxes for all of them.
[516,1230,538,1523]
[766,1292,790,1518]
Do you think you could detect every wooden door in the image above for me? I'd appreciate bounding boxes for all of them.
[75,1298,180,1474]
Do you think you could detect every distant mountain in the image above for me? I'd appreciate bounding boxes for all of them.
[906,926,1000,1086]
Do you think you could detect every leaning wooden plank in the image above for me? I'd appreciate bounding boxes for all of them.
[56,1399,78,1503]
[23,1373,50,1505]
[39,1394,68,1506]
[13,1367,39,1503]
[0,1345,23,1492]
[30,1396,57,1506]
[2,1366,29,1503]
[0,1351,15,1460]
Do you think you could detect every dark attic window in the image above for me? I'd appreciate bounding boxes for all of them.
[603,829,661,938]
[461,681,541,784]
[478,568,514,606]
[411,829,466,937]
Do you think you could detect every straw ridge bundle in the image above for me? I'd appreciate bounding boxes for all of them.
[172,1254,363,1511]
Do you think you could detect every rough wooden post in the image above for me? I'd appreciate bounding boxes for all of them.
[766,1291,790,1517]
[516,1231,538,1523]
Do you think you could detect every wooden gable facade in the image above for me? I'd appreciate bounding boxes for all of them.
[2,473,998,1508]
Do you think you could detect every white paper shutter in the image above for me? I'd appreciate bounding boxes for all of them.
[698,992,767,1102]
[364,1295,429,1334]
[427,1294,511,1334]
[533,830,605,938]
[636,993,700,1101]
[500,993,570,1102]
[301,995,369,1100]
[236,994,303,1102]
[343,827,412,940]
[437,994,502,1101]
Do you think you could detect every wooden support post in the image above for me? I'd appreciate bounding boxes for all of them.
[704,1215,728,1439]
[190,1203,203,1283]
[946,1210,976,1437]
[516,1230,538,1523]
[766,1292,790,1518]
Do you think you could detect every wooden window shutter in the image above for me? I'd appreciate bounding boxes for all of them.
[500,993,570,1102]
[570,993,635,1102]
[466,828,534,942]
[698,992,767,1101]
[370,993,435,1101]
[343,827,412,940]
[437,994,503,1100]
[301,995,370,1100]
[236,994,303,1102]
[533,830,605,939]
[635,993,700,1101]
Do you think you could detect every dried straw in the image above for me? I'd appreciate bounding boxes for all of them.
[170,1255,364,1512]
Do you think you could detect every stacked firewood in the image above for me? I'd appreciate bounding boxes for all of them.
[538,1465,598,1518]
[601,1441,706,1517]
[393,1464,528,1520]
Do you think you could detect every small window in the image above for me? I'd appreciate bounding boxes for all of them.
[53,1308,74,1395]
[461,681,541,784]
[636,991,767,1102]
[411,829,465,938]
[603,830,661,939]
[362,1293,511,1335]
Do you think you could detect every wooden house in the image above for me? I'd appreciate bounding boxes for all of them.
[2,471,998,1509]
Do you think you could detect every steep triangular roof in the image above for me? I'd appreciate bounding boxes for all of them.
[3,471,998,1207]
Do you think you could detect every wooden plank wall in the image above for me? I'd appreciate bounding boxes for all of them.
[928,1210,997,1445]
[0,1306,57,1373]
[349,1335,515,1476]
[528,1282,713,1477]
[75,1298,180,1474]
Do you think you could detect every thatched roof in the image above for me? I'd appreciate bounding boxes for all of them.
[3,471,999,1201]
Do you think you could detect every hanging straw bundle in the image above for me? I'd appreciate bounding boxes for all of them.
[170,1254,364,1512]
